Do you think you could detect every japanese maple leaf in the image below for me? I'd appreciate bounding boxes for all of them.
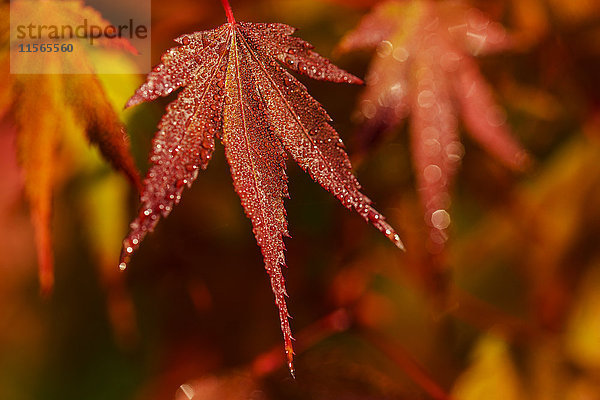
[338,0,530,251]
[1,1,141,293]
[119,1,404,375]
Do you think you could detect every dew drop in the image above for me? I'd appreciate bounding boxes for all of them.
[430,229,448,245]
[446,141,465,162]
[181,36,190,45]
[119,262,127,271]
[283,76,294,87]
[487,22,507,45]
[467,7,489,30]
[185,164,197,173]
[423,164,442,183]
[422,126,440,139]
[361,100,377,119]
[423,138,441,156]
[440,52,461,72]
[418,90,436,108]
[179,384,195,400]
[366,208,381,223]
[392,46,409,62]
[376,40,393,58]
[431,209,451,229]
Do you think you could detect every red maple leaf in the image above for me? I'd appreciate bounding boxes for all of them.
[338,0,531,252]
[119,0,404,375]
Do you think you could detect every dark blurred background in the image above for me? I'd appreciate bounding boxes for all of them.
[2,0,600,399]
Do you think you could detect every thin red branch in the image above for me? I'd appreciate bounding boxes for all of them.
[449,288,541,343]
[220,0,236,24]
[360,330,454,400]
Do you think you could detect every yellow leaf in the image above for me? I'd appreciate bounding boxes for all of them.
[451,334,524,400]
[565,265,600,370]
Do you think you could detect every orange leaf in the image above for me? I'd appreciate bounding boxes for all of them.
[2,0,141,293]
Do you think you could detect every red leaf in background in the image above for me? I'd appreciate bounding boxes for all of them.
[120,4,404,375]
[338,0,531,252]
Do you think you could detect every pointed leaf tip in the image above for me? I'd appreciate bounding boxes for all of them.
[285,341,296,378]
[395,235,406,251]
